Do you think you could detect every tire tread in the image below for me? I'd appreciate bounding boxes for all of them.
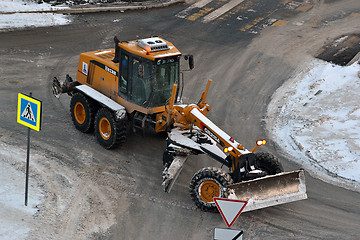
[189,167,232,212]
[254,152,284,174]
[70,92,96,133]
[95,108,127,149]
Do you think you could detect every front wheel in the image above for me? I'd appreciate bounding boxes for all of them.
[94,108,127,149]
[189,167,233,212]
[255,152,284,175]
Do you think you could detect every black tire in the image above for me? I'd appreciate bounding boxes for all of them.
[254,152,284,175]
[189,167,233,212]
[94,108,127,149]
[70,93,95,133]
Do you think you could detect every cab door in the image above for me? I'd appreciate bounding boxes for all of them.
[130,58,152,106]
[118,52,152,107]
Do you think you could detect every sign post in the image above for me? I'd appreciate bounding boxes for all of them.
[25,126,30,206]
[17,92,42,206]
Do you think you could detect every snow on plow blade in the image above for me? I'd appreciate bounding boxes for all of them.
[228,170,307,212]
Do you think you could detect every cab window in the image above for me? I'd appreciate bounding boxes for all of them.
[131,59,152,106]
[150,58,179,107]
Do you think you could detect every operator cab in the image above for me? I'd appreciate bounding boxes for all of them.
[113,37,181,108]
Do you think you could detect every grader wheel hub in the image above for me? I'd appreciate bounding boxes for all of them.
[199,180,221,203]
[99,117,111,140]
[74,102,86,124]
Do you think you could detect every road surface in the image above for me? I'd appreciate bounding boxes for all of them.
[0,0,359,239]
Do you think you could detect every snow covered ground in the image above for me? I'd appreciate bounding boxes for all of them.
[0,146,44,240]
[0,0,71,30]
[267,59,360,191]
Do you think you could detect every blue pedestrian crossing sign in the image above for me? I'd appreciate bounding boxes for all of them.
[17,93,42,131]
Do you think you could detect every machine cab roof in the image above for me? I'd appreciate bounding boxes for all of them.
[117,37,182,61]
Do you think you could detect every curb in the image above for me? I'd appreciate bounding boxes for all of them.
[0,0,185,15]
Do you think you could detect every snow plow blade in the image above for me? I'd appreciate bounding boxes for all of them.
[228,170,307,212]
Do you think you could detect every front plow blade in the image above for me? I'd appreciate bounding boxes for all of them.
[228,170,307,212]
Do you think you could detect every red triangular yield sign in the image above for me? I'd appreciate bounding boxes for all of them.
[214,198,247,228]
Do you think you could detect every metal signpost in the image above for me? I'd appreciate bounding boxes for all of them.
[17,93,42,206]
[213,198,247,240]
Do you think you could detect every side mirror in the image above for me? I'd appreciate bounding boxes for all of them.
[184,55,194,70]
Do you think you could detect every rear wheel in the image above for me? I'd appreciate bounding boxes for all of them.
[255,152,284,175]
[94,108,127,149]
[70,93,95,133]
[189,167,232,212]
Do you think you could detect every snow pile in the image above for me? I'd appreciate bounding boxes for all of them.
[0,0,67,13]
[0,0,70,30]
[0,148,44,240]
[267,59,360,191]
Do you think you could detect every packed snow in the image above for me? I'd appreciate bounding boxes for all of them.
[0,146,44,240]
[0,0,70,30]
[267,59,360,191]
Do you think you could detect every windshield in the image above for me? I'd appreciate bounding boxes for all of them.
[149,57,180,107]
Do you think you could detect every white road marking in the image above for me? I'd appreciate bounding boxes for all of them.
[175,0,213,18]
[202,0,245,23]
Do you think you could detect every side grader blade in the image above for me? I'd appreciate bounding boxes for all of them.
[228,170,307,212]
[162,148,191,193]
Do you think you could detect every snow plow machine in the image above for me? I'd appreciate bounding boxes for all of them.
[53,36,307,212]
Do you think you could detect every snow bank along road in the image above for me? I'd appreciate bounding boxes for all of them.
[0,0,184,30]
[0,0,70,29]
[268,60,360,191]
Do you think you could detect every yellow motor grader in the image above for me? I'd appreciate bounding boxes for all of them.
[53,36,307,212]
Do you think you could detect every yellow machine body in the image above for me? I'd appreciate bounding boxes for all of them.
[75,37,182,130]
[53,36,307,213]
